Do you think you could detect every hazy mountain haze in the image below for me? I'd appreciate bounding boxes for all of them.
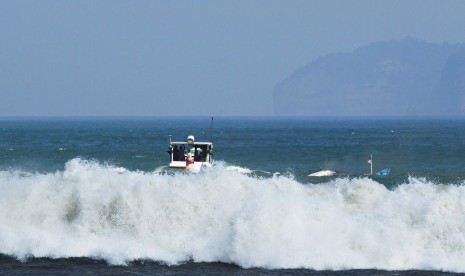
[1,0,465,116]
[274,37,465,116]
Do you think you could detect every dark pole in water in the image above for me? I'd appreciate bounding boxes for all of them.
[210,116,214,142]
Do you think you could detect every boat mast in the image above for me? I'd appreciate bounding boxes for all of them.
[210,116,214,142]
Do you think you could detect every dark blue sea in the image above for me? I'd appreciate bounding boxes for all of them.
[1,117,464,275]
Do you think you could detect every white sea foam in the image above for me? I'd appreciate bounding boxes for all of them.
[225,165,253,174]
[1,158,465,271]
[308,170,336,177]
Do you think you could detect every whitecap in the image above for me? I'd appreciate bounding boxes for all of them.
[0,159,464,272]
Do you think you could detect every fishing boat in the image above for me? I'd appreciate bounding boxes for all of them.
[168,135,213,173]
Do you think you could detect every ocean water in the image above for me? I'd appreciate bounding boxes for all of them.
[1,117,465,275]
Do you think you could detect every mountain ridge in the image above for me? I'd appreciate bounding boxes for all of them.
[273,37,465,116]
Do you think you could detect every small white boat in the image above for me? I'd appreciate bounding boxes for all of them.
[168,135,213,173]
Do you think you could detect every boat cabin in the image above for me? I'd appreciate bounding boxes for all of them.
[168,135,213,172]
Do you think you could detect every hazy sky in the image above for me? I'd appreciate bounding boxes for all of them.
[1,0,465,116]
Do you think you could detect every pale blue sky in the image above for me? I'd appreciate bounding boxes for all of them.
[1,0,465,116]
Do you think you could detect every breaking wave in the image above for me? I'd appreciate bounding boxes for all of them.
[1,158,465,272]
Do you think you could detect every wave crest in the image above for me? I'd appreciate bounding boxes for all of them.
[1,158,465,271]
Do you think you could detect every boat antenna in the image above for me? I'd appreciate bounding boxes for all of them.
[210,116,214,142]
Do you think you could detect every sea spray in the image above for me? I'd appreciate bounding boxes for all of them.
[1,159,465,271]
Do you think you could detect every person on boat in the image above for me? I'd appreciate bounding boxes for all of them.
[194,147,201,161]
[172,145,179,160]
[186,151,194,166]
[178,145,185,161]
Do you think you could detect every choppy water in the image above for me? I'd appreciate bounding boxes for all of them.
[1,117,465,274]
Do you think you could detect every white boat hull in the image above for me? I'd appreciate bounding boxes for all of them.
[169,161,211,173]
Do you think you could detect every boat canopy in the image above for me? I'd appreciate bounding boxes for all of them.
[169,140,212,163]
[170,141,212,146]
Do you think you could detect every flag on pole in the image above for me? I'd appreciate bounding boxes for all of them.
[368,159,372,164]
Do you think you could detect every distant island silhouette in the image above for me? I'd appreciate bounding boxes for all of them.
[273,37,465,116]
